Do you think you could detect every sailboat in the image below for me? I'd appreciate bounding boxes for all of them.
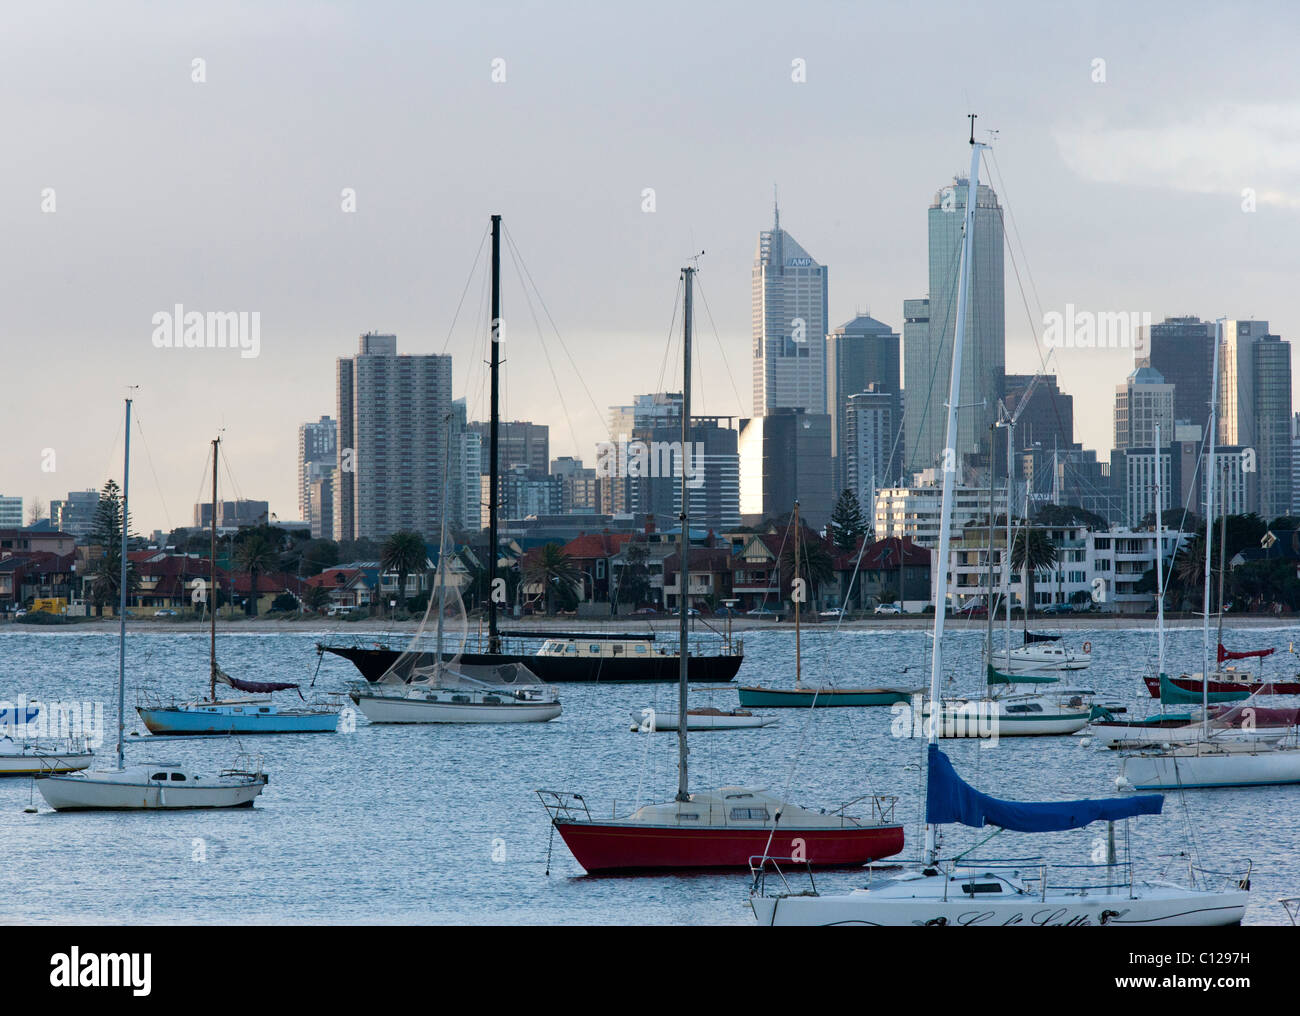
[749,123,1248,925]
[349,413,561,724]
[136,438,339,735]
[0,702,94,774]
[38,399,269,810]
[1118,320,1300,791]
[320,215,742,686]
[538,264,904,873]
[736,504,919,708]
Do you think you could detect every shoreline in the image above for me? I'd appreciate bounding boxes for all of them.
[4,614,1299,634]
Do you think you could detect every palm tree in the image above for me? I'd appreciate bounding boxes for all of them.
[525,543,581,615]
[381,530,428,613]
[302,584,332,614]
[1010,527,1057,619]
[234,528,279,616]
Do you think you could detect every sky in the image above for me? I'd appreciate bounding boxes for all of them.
[3,0,1300,533]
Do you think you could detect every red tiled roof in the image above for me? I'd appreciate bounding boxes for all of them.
[562,531,635,560]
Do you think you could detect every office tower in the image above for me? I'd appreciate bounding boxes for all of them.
[298,416,337,521]
[1002,374,1074,470]
[827,314,902,490]
[551,457,601,514]
[0,496,21,528]
[1292,413,1300,516]
[467,419,549,478]
[307,474,334,540]
[48,489,100,538]
[334,332,453,542]
[484,467,562,525]
[602,393,684,516]
[1220,321,1293,519]
[738,408,833,529]
[752,202,829,417]
[193,500,271,528]
[904,177,1004,479]
[1137,316,1216,426]
[844,389,895,511]
[1114,367,1175,451]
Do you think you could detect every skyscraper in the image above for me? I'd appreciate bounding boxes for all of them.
[844,388,895,510]
[467,419,549,478]
[826,314,901,490]
[298,415,336,527]
[1114,367,1174,451]
[334,332,453,542]
[1136,316,1216,427]
[904,177,1004,479]
[1220,321,1292,519]
[752,202,829,417]
[738,408,833,529]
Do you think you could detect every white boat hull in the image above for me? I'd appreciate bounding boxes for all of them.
[923,703,1092,737]
[1094,723,1289,749]
[354,693,561,724]
[36,772,267,810]
[751,883,1247,926]
[630,710,777,731]
[0,750,95,775]
[1120,745,1300,790]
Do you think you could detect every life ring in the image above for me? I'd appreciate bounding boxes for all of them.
[1082,641,1092,654]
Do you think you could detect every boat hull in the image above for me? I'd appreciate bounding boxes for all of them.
[1121,747,1300,790]
[138,707,338,735]
[0,751,95,775]
[352,693,561,724]
[1144,674,1300,697]
[630,710,777,731]
[1093,721,1289,749]
[737,686,914,708]
[924,704,1093,737]
[551,821,904,873]
[323,645,742,684]
[751,886,1248,926]
[36,775,267,810]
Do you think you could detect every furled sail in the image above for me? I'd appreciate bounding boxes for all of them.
[926,744,1162,832]
[1022,631,1061,644]
[1218,642,1275,663]
[213,668,300,694]
[1158,673,1249,705]
[986,663,1058,686]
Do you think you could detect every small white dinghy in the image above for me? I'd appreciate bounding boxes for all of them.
[0,736,95,776]
[37,758,267,810]
[352,663,561,724]
[631,707,777,732]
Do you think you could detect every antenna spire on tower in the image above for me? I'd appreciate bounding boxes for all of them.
[773,184,780,230]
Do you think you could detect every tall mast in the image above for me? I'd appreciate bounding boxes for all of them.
[1202,320,1223,735]
[1216,505,1227,654]
[794,500,802,687]
[985,422,995,670]
[1004,418,1013,668]
[925,121,986,866]
[488,213,502,654]
[436,414,452,662]
[1154,424,1165,679]
[210,437,219,701]
[117,397,132,771]
[676,265,694,803]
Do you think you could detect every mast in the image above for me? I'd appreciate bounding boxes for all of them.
[794,501,802,687]
[676,265,694,802]
[1216,505,1227,655]
[1004,418,1014,668]
[209,437,219,701]
[1154,424,1165,679]
[1202,320,1223,735]
[488,213,502,654]
[117,397,132,771]
[985,422,995,669]
[925,120,986,866]
[436,414,452,662]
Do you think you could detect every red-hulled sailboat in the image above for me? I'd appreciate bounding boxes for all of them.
[536,263,904,874]
[1143,643,1300,696]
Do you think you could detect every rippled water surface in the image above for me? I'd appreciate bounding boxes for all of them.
[2,624,1298,924]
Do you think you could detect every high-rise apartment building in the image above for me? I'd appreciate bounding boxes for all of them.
[334,332,453,542]
[1114,367,1175,451]
[0,496,22,529]
[1220,320,1293,519]
[298,416,337,521]
[827,314,901,490]
[844,389,895,510]
[1136,316,1216,426]
[738,408,833,529]
[49,490,100,538]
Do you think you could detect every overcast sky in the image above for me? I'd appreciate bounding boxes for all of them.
[4,0,1299,532]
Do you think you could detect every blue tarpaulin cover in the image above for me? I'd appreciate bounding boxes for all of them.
[926,744,1163,832]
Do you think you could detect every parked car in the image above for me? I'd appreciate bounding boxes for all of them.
[747,607,779,618]
[1040,602,1073,615]
[156,609,178,617]
[873,603,901,615]
[13,609,27,618]
[633,606,658,615]
[714,606,741,617]
[818,607,844,618]
[672,608,700,617]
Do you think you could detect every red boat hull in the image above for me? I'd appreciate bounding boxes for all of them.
[552,821,905,873]
[1144,675,1300,697]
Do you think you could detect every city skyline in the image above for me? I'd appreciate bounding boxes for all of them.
[5,2,1300,532]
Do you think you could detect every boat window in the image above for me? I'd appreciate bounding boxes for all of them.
[1006,704,1043,713]
[566,645,577,654]
[150,772,168,781]
[961,882,1003,894]
[730,807,771,821]
[635,645,647,653]
[259,708,270,713]
[589,645,600,654]
[170,773,186,781]
[613,645,623,655]
[676,812,700,820]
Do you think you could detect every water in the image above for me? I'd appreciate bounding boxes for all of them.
[2,624,1297,924]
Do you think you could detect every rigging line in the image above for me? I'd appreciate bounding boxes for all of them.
[440,226,490,357]
[692,277,745,415]
[130,411,174,535]
[502,234,583,465]
[654,276,683,402]
[986,149,1046,324]
[501,224,616,444]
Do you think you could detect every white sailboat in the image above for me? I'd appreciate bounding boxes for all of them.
[750,123,1248,926]
[1118,322,1300,790]
[630,707,777,732]
[350,399,561,725]
[37,398,270,811]
[0,735,94,775]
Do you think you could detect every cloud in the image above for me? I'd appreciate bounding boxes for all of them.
[1054,104,1300,209]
